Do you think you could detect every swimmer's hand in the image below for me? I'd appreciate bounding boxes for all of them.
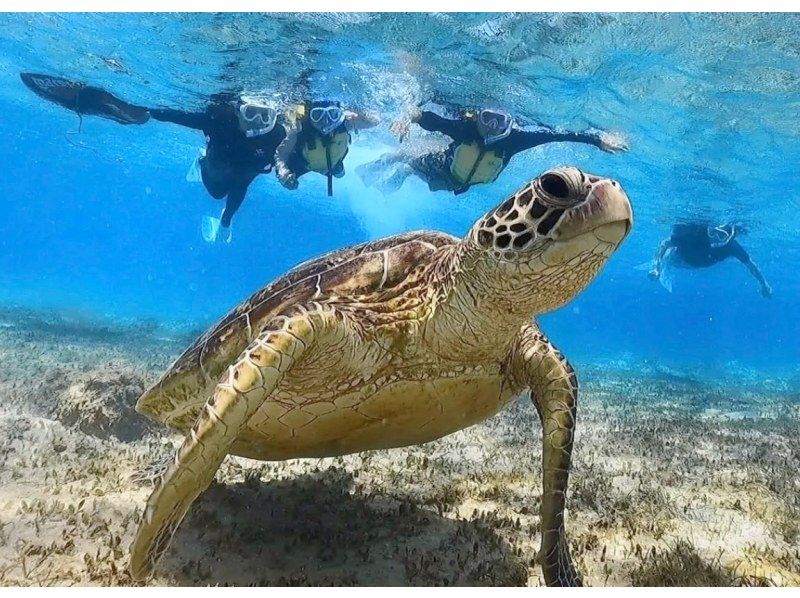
[599,131,629,153]
[761,283,773,299]
[391,109,422,142]
[277,166,298,190]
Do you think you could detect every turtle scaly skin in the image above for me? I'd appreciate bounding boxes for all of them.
[130,166,633,586]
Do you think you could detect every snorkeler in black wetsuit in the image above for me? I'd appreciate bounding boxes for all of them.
[357,107,628,195]
[275,100,380,196]
[149,95,286,242]
[20,73,286,243]
[649,222,772,298]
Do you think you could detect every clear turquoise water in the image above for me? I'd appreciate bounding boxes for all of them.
[0,13,798,373]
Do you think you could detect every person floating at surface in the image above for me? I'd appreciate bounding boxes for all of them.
[357,106,628,195]
[275,100,380,196]
[149,94,286,243]
[647,222,772,298]
[20,72,287,244]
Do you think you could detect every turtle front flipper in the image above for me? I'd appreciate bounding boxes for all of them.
[129,308,327,580]
[510,324,582,587]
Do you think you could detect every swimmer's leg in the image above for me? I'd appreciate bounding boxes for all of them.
[220,174,255,230]
[200,156,232,200]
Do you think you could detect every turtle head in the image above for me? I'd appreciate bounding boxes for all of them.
[465,166,633,314]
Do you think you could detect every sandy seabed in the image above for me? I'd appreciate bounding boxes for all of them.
[0,307,798,586]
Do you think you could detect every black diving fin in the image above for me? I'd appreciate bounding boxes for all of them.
[20,72,150,125]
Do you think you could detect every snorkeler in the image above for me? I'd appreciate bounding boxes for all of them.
[20,72,286,243]
[357,106,628,195]
[647,222,772,298]
[275,100,380,196]
[148,94,286,243]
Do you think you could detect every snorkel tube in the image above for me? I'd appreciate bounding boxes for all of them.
[308,100,346,197]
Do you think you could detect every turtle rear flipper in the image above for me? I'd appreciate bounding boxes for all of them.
[129,309,324,579]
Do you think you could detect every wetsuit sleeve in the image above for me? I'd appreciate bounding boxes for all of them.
[504,127,604,157]
[727,240,771,295]
[275,123,300,175]
[416,111,470,140]
[149,108,208,131]
[726,240,750,262]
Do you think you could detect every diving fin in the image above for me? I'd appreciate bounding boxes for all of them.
[186,148,206,183]
[635,252,675,293]
[659,266,674,293]
[356,158,410,195]
[201,216,231,244]
[20,72,149,125]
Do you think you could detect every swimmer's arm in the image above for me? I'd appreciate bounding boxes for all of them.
[732,242,772,297]
[508,127,628,154]
[344,110,380,133]
[415,111,470,140]
[274,123,299,188]
[275,124,298,170]
[148,108,208,130]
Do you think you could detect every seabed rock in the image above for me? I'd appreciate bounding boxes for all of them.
[53,364,155,442]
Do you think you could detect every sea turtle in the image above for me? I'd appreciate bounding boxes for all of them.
[130,166,633,586]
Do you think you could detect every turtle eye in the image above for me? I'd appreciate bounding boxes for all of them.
[538,170,584,208]
[540,173,569,200]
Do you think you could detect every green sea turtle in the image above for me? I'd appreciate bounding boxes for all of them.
[130,166,633,585]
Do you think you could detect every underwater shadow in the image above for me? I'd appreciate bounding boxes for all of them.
[630,539,740,587]
[162,467,528,586]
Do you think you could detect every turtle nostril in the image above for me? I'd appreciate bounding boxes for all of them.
[541,173,569,199]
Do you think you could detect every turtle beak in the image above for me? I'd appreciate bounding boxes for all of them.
[553,179,633,246]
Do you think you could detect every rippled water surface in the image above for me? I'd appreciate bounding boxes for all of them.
[0,13,798,370]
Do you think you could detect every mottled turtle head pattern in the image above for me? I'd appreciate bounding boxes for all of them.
[467,166,633,312]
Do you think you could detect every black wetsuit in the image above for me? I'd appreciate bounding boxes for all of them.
[150,106,286,227]
[412,111,607,194]
[670,223,749,268]
[20,72,285,229]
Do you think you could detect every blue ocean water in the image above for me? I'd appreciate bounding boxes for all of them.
[0,13,798,375]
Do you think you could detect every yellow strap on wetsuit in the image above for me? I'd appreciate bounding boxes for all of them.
[450,141,504,188]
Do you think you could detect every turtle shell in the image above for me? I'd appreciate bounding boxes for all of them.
[136,230,458,424]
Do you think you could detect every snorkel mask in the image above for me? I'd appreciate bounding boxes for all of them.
[707,224,736,248]
[237,96,277,138]
[308,101,346,136]
[477,109,513,145]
